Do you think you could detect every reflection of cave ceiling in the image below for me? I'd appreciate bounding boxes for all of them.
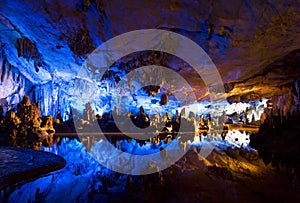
[0,0,300,100]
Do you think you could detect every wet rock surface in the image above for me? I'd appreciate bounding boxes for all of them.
[0,147,65,190]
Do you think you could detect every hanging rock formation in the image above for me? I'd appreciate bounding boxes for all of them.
[0,0,299,117]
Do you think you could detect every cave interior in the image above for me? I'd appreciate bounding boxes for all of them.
[0,0,300,202]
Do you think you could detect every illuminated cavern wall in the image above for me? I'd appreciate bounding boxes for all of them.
[0,54,27,111]
[1,53,299,125]
[0,48,298,122]
[27,81,72,120]
[0,51,72,119]
[0,50,269,124]
[0,0,300,121]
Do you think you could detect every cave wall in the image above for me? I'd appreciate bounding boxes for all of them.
[0,0,299,89]
[0,53,27,113]
[26,81,72,120]
[0,49,72,119]
[0,0,300,118]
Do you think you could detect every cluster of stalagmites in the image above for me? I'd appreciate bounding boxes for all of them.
[0,95,58,150]
[78,103,214,145]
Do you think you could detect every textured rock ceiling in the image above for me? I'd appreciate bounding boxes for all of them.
[0,0,300,101]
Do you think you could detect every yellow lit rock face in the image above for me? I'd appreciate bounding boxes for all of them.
[0,0,299,108]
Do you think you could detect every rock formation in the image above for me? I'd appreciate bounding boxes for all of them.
[0,0,299,119]
[0,95,57,150]
[250,106,300,187]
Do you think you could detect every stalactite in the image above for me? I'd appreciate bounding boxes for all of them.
[0,56,29,113]
[1,58,6,84]
[1,15,92,120]
[16,37,40,60]
[27,80,72,120]
[67,29,95,57]
[15,37,45,72]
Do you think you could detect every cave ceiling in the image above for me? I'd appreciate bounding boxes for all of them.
[0,0,299,101]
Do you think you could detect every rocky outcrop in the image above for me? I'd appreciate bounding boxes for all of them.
[0,95,58,150]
